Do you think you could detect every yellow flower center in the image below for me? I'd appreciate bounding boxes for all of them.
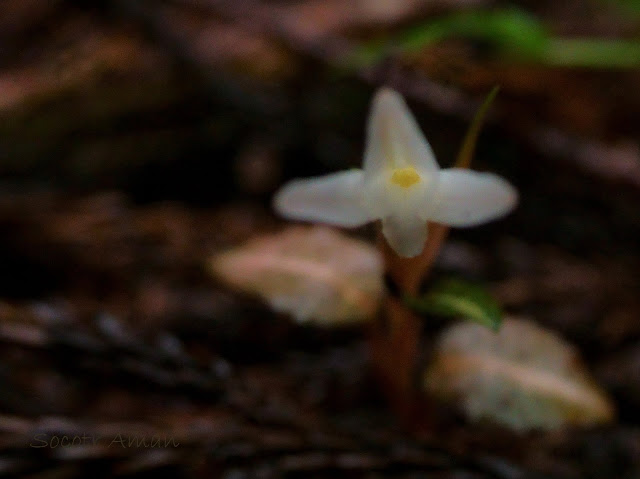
[390,167,421,188]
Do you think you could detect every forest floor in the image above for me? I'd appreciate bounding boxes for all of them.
[1,1,640,477]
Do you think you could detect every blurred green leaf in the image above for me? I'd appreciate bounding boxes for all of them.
[397,8,549,57]
[349,8,548,67]
[545,38,640,68]
[349,7,640,69]
[405,278,502,331]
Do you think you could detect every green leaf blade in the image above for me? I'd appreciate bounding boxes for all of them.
[406,278,503,331]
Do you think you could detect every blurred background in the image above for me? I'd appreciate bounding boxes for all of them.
[1,0,640,477]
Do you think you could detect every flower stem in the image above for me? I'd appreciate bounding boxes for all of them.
[369,87,499,428]
[370,223,448,426]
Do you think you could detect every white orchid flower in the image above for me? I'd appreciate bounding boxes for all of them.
[273,88,518,258]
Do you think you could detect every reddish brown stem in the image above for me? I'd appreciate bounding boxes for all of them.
[370,222,450,426]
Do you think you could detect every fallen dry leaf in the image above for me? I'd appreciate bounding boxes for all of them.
[424,317,615,431]
[208,226,383,324]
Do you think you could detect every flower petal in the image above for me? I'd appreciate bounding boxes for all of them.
[427,169,518,227]
[364,88,439,180]
[382,215,428,258]
[273,170,374,227]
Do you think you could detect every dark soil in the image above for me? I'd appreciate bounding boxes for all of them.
[1,1,640,477]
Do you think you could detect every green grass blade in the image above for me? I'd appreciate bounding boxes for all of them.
[455,86,499,168]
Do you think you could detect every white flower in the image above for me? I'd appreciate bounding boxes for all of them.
[273,88,518,258]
